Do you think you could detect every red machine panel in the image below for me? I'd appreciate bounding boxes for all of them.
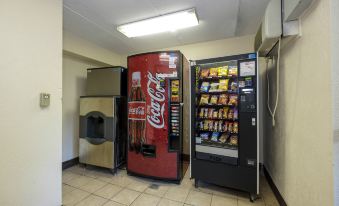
[127,51,182,180]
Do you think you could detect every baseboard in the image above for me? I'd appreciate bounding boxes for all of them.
[62,157,79,170]
[263,166,287,206]
[182,154,190,162]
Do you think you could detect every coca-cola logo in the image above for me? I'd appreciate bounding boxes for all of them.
[147,72,165,129]
[129,106,145,115]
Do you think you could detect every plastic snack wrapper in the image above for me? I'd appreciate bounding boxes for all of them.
[218,94,228,105]
[200,132,209,140]
[209,68,218,77]
[223,107,229,119]
[209,83,219,92]
[233,122,239,134]
[200,94,210,105]
[218,66,228,77]
[200,68,210,78]
[210,95,218,105]
[219,133,228,143]
[228,66,238,77]
[230,135,238,146]
[200,82,210,92]
[211,132,220,142]
[218,79,229,91]
[228,95,238,106]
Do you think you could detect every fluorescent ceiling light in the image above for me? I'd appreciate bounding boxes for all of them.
[117,8,199,38]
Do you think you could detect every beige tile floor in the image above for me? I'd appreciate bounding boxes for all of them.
[62,165,279,206]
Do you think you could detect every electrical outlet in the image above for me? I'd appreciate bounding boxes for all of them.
[40,93,50,107]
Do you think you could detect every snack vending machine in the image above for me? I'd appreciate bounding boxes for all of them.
[190,53,259,201]
[127,51,188,181]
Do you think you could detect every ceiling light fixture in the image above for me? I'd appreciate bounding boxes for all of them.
[117,8,199,38]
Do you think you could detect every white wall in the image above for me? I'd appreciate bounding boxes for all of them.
[264,0,334,205]
[331,0,339,204]
[62,54,108,162]
[0,0,62,205]
[63,31,126,67]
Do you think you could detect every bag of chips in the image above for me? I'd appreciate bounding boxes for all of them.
[218,79,229,91]
[219,133,228,143]
[218,66,228,77]
[200,82,210,93]
[200,68,209,78]
[209,83,219,92]
[210,95,218,105]
[228,122,233,133]
[209,68,218,77]
[230,135,238,146]
[200,133,209,140]
[218,94,228,105]
[199,94,210,105]
[223,121,228,132]
[228,66,238,76]
[228,95,238,106]
[211,132,219,142]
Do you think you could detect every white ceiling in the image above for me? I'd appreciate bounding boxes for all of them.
[63,0,270,54]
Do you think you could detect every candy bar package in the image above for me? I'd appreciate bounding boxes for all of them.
[200,82,210,92]
[199,121,204,130]
[209,83,219,92]
[223,107,229,119]
[218,108,223,119]
[218,94,228,105]
[228,66,238,77]
[218,66,228,77]
[204,108,209,118]
[228,109,234,119]
[200,133,209,140]
[212,110,218,119]
[200,94,210,105]
[208,108,215,119]
[230,81,238,91]
[228,95,238,106]
[213,121,219,131]
[223,121,228,132]
[218,120,223,132]
[203,120,209,130]
[233,109,238,119]
[199,108,205,118]
[210,95,218,105]
[219,133,228,143]
[211,132,220,142]
[228,122,233,133]
[209,68,218,77]
[218,79,229,91]
[208,120,214,131]
[230,135,238,146]
[201,68,210,78]
[233,122,238,134]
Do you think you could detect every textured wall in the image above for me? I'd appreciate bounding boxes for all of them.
[264,0,334,205]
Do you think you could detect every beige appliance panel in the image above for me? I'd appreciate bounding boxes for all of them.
[80,97,114,117]
[79,139,115,169]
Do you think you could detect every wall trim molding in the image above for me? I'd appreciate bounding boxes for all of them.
[263,166,287,206]
[62,157,79,170]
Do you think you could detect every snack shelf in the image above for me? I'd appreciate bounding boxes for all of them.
[197,129,238,135]
[196,104,237,108]
[198,141,238,150]
[197,90,238,95]
[198,76,237,81]
[197,117,238,121]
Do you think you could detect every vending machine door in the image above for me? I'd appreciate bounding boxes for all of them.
[127,51,184,181]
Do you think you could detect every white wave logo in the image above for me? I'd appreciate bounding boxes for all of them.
[147,72,165,129]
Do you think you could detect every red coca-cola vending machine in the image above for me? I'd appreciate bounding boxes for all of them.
[127,51,188,182]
